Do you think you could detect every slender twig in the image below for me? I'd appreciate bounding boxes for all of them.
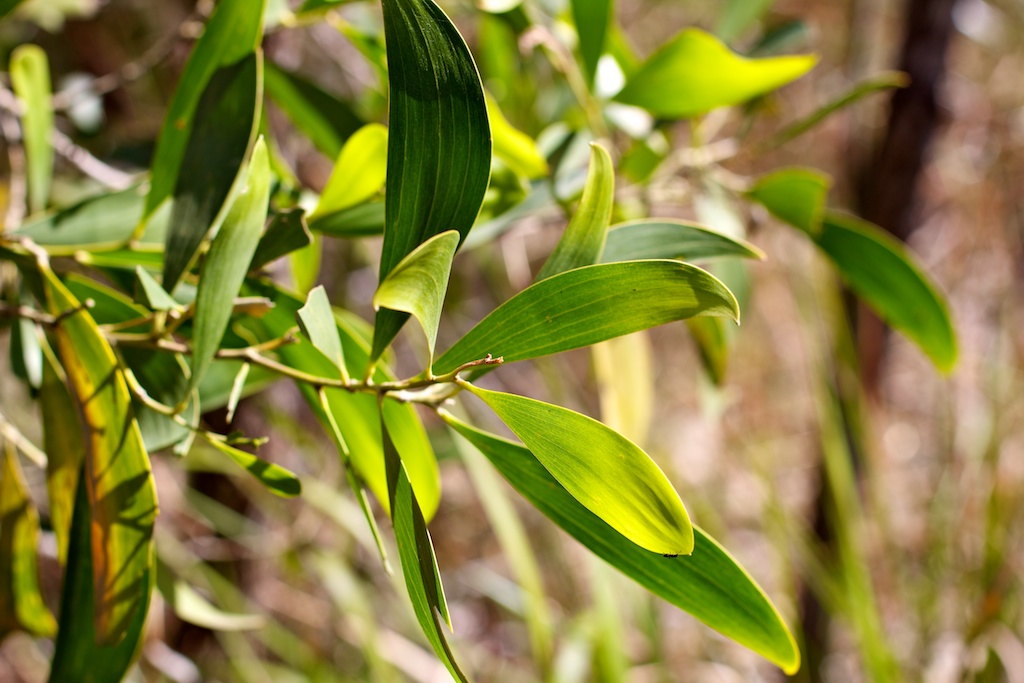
[0,410,47,467]
[0,299,94,326]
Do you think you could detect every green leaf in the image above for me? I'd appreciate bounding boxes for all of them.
[48,477,152,683]
[297,285,348,381]
[461,386,693,555]
[687,317,730,385]
[190,137,271,395]
[40,348,84,566]
[613,28,816,118]
[158,569,265,631]
[203,436,301,498]
[382,413,468,683]
[570,0,613,86]
[593,331,653,446]
[433,260,739,375]
[10,44,54,215]
[815,212,958,372]
[42,268,158,644]
[250,208,313,271]
[263,61,365,159]
[290,232,322,297]
[373,230,460,364]
[308,201,386,238]
[134,266,182,312]
[442,415,800,674]
[163,52,263,292]
[536,143,614,281]
[144,0,264,225]
[747,168,832,235]
[601,219,764,263]
[313,123,388,218]
[0,443,56,638]
[373,0,492,358]
[487,92,548,180]
[715,0,775,43]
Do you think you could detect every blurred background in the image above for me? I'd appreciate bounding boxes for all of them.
[1,0,1023,681]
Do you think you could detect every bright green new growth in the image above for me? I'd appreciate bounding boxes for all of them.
[10,44,53,215]
[462,385,694,556]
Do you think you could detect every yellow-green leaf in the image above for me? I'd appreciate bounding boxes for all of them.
[10,44,53,215]
[602,219,764,263]
[747,167,832,235]
[487,92,548,179]
[204,436,302,499]
[40,348,84,566]
[313,123,388,218]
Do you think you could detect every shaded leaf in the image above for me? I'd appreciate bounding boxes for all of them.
[747,167,831,235]
[42,267,158,644]
[373,230,460,364]
[443,415,800,674]
[373,0,492,358]
[313,123,388,218]
[433,260,738,375]
[571,0,613,86]
[250,208,313,271]
[190,137,271,394]
[203,436,301,498]
[163,52,263,292]
[687,317,730,385]
[593,332,653,446]
[309,201,386,237]
[145,0,264,224]
[487,92,548,179]
[10,44,53,215]
[815,212,957,372]
[601,219,764,263]
[462,385,693,555]
[40,347,84,565]
[0,443,56,638]
[537,143,614,281]
[134,266,182,312]
[297,285,347,380]
[613,28,816,118]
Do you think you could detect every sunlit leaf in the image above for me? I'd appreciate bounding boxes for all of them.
[373,0,492,359]
[250,208,313,271]
[313,123,388,218]
[144,0,264,225]
[382,413,468,682]
[163,52,263,292]
[48,478,152,683]
[601,219,764,263]
[571,0,613,86]
[42,267,157,644]
[747,167,831,235]
[203,436,301,498]
[593,331,653,447]
[486,93,548,180]
[10,44,53,215]
[0,443,56,638]
[433,260,738,375]
[443,414,800,674]
[462,386,693,555]
[815,213,957,372]
[190,137,271,395]
[613,28,816,118]
[158,568,265,631]
[373,230,460,364]
[537,143,614,281]
[297,285,347,381]
[40,347,83,566]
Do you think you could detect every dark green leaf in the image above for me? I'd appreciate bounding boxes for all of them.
[443,415,800,674]
[203,436,301,498]
[747,168,831,235]
[571,0,613,86]
[144,0,264,224]
[313,123,388,218]
[462,386,693,555]
[613,28,816,118]
[537,143,614,281]
[433,260,738,375]
[163,53,263,292]
[190,137,271,394]
[250,208,313,271]
[297,285,347,380]
[815,213,958,372]
[10,44,53,215]
[308,201,386,238]
[373,0,492,358]
[602,219,764,263]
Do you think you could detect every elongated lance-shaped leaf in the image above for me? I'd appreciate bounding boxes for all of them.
[571,0,613,87]
[163,52,263,292]
[815,212,958,372]
[203,436,301,498]
[613,28,816,118]
[486,92,548,180]
[433,260,738,375]
[41,268,158,645]
[313,123,388,218]
[250,208,313,271]
[373,230,460,366]
[0,443,56,638]
[602,219,764,263]
[144,0,265,225]
[10,44,53,215]
[747,167,832,235]
[40,347,84,566]
[372,0,492,361]
[442,414,800,674]
[382,410,468,682]
[462,385,693,555]
[190,137,271,395]
[536,143,614,281]
[48,477,152,683]
[297,285,348,381]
